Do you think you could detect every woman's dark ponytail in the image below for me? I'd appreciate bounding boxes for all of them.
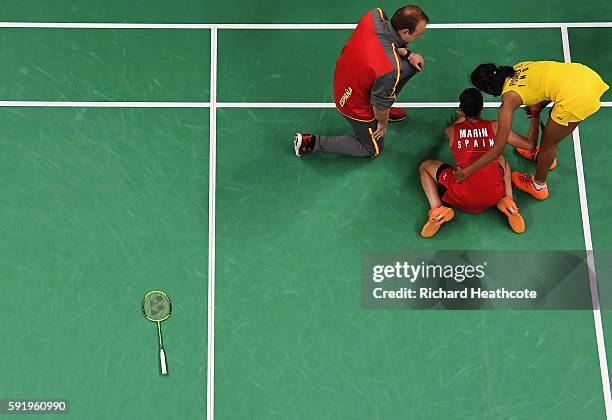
[497,66,516,80]
[471,63,516,96]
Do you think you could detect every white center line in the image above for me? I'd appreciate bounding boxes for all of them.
[0,21,609,29]
[1,101,608,108]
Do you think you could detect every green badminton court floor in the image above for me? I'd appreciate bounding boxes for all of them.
[1,1,612,419]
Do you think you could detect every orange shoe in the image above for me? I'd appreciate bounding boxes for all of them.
[511,172,549,200]
[389,107,407,122]
[421,206,454,238]
[516,147,538,161]
[516,146,557,170]
[496,197,525,233]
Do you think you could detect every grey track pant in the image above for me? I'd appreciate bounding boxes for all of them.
[313,116,383,157]
[312,64,418,157]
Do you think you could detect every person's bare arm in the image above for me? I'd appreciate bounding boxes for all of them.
[444,126,454,146]
[455,92,522,181]
[372,106,390,139]
[492,114,539,151]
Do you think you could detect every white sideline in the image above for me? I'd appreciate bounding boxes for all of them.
[207,26,217,420]
[561,25,612,418]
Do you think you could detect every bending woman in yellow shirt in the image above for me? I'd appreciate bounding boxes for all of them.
[455,61,608,200]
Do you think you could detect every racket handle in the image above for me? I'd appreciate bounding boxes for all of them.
[160,347,168,376]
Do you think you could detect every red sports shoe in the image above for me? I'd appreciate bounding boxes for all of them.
[516,146,557,170]
[294,133,315,156]
[511,172,549,200]
[389,107,407,122]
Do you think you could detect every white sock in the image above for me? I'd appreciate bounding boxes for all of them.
[532,179,547,190]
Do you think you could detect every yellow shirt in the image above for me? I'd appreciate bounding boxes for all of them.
[502,61,609,119]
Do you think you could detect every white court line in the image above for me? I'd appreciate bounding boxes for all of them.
[217,22,612,30]
[216,102,470,108]
[0,21,610,29]
[562,25,612,417]
[205,101,559,108]
[0,101,211,107]
[0,101,608,108]
[215,102,562,109]
[207,25,217,420]
[0,22,213,29]
[216,101,595,108]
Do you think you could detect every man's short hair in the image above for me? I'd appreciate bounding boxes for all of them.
[391,5,430,33]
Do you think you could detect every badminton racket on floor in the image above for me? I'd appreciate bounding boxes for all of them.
[142,290,172,376]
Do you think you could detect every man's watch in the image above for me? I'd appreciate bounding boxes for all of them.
[401,49,411,59]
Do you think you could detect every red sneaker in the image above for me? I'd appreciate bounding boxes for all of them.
[294,133,315,156]
[516,146,557,170]
[389,107,407,122]
[511,172,549,200]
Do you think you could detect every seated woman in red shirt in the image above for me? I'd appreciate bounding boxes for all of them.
[419,88,539,238]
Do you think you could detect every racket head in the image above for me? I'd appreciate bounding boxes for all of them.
[142,290,172,322]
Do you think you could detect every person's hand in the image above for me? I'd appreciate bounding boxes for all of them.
[524,102,542,119]
[397,47,409,58]
[408,53,424,71]
[371,121,387,140]
[454,167,468,182]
